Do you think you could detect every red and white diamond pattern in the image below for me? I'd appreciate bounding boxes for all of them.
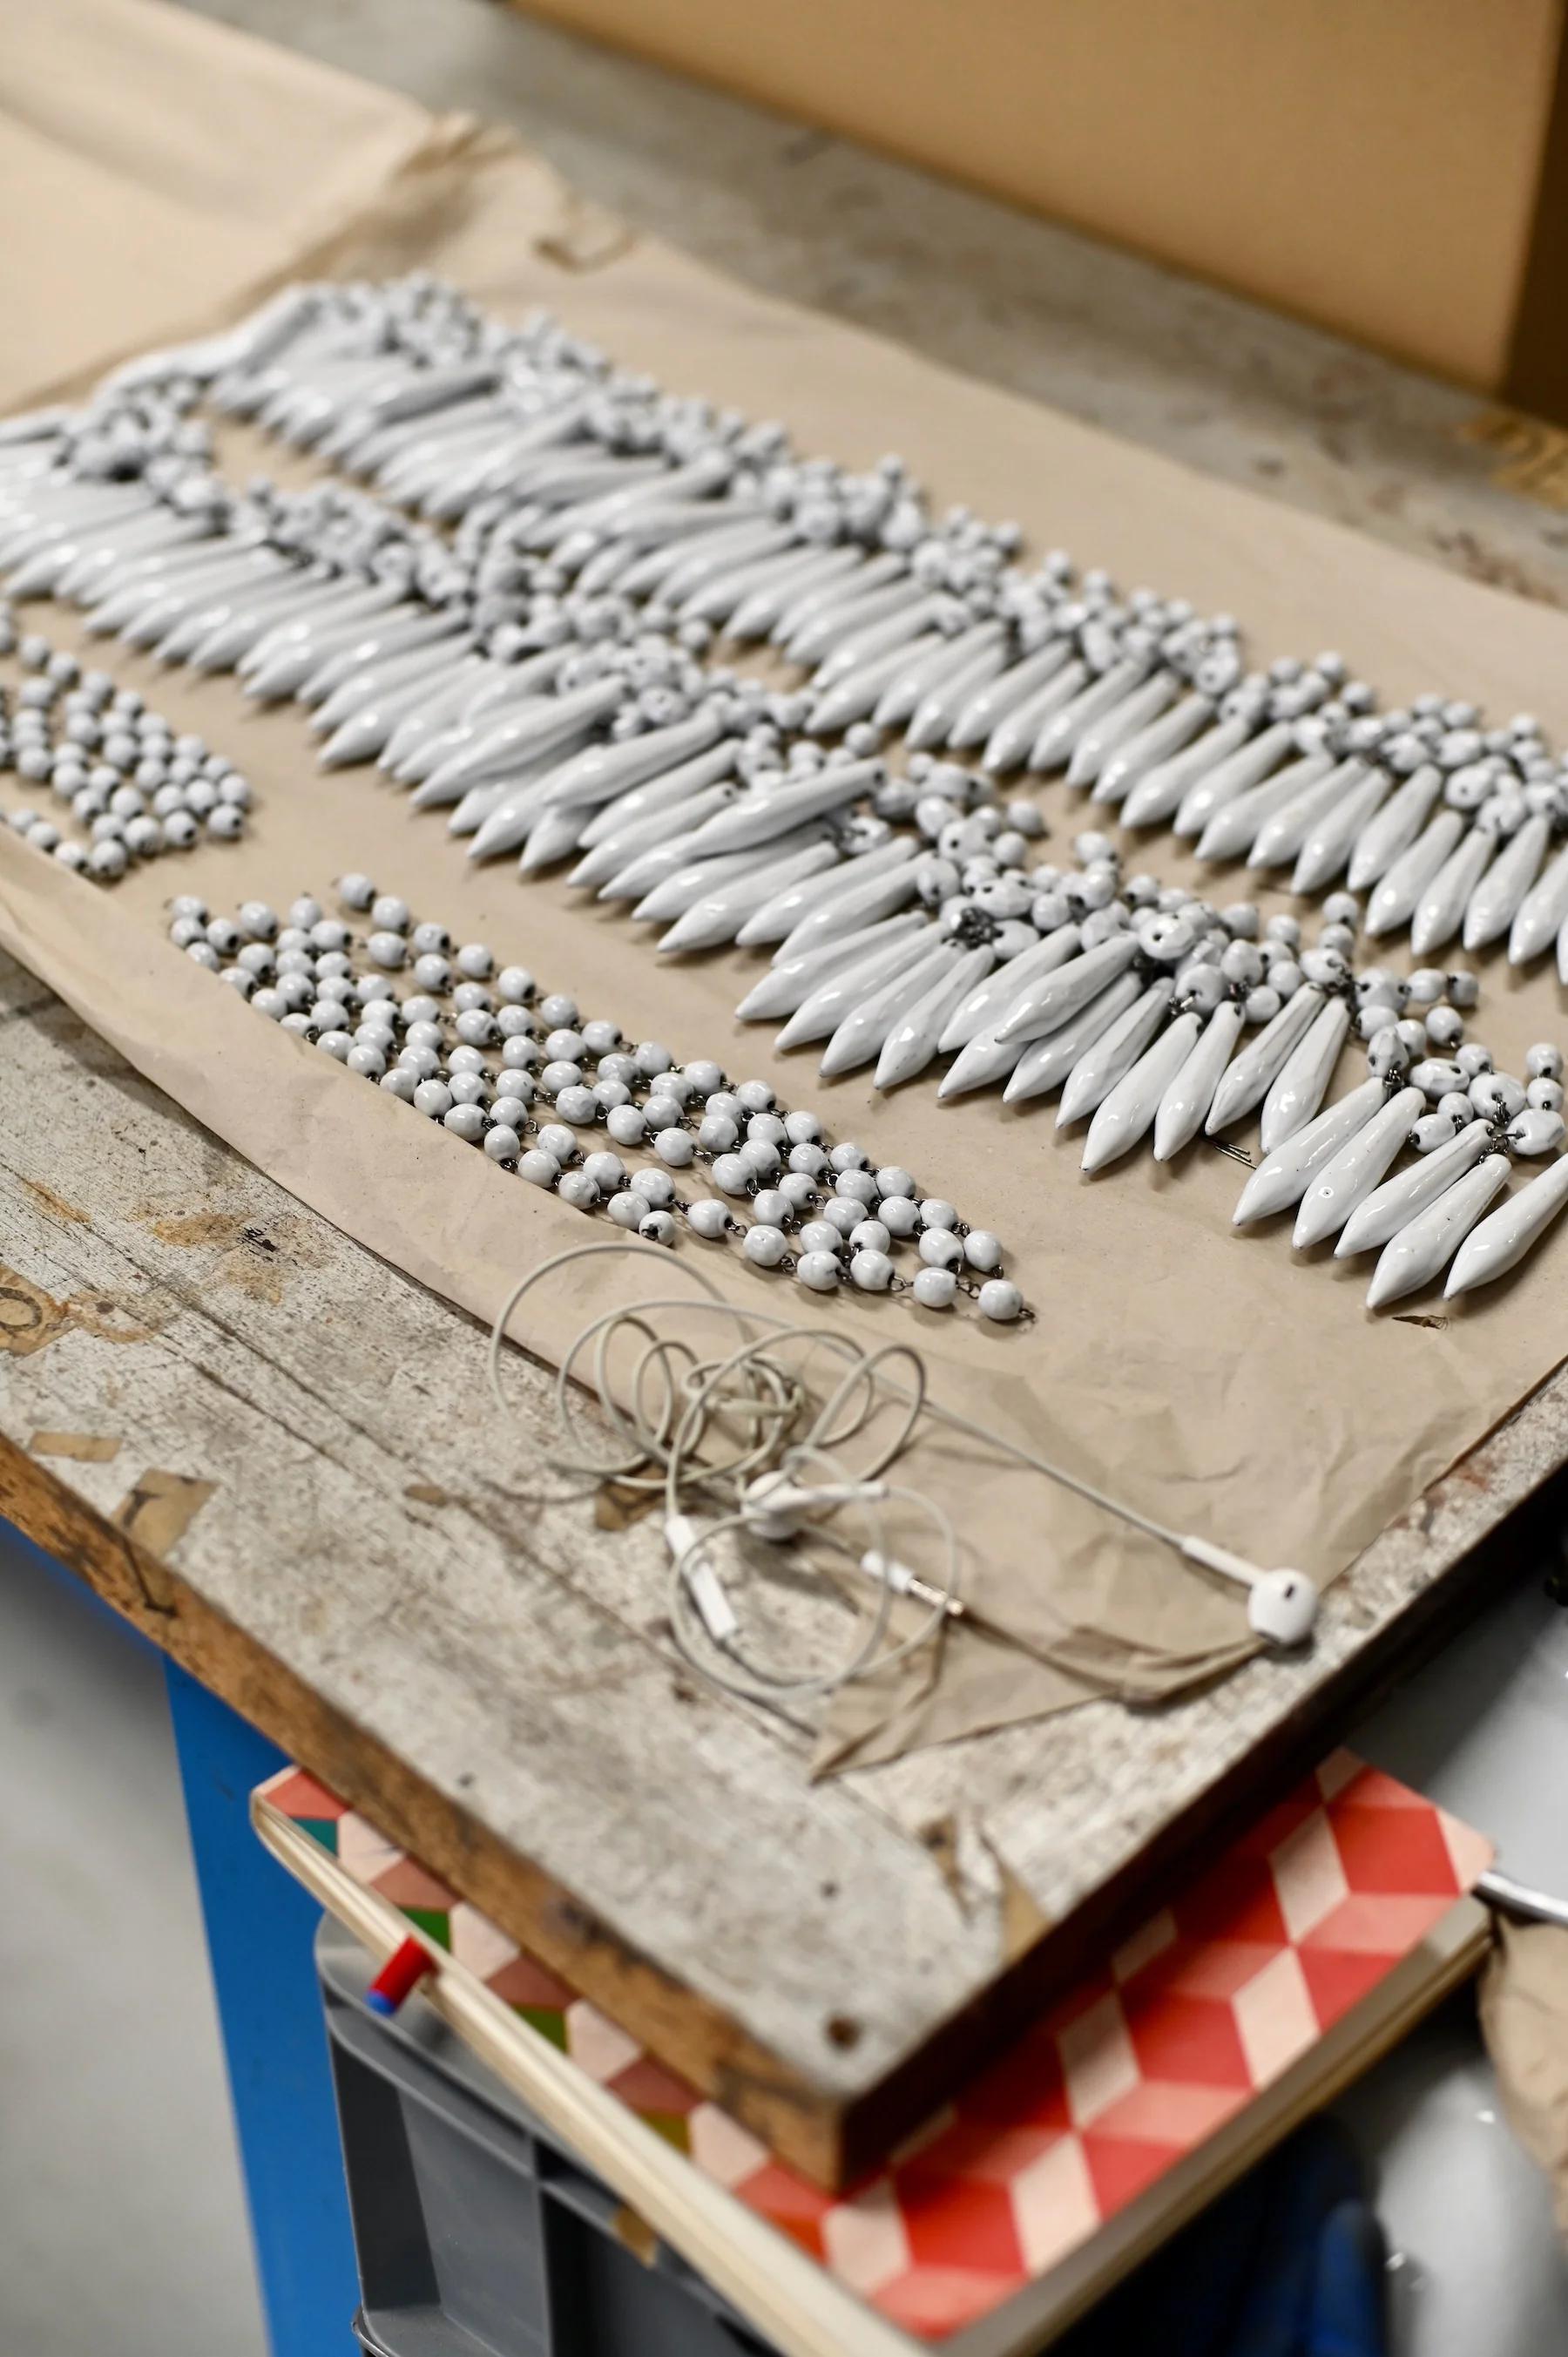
[259,1750,1490,2342]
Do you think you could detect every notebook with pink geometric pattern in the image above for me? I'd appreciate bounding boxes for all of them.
[255,1748,1491,2347]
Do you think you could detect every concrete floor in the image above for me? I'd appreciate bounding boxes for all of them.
[0,1534,267,2357]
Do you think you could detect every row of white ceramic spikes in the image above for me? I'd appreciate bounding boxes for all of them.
[150,277,1568,972]
[0,440,1514,1187]
[15,335,1568,987]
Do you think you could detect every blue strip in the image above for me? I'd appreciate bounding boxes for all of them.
[164,1657,361,2357]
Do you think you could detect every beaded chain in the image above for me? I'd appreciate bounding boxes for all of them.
[172,877,1029,1324]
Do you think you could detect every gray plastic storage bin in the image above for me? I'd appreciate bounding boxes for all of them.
[317,1919,777,2357]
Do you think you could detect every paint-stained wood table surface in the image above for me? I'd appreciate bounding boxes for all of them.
[9,0,1568,2189]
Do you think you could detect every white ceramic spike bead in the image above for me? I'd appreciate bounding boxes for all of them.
[1445,1150,1568,1298]
[937,923,1082,1053]
[1057,982,1174,1128]
[1365,811,1464,938]
[1462,813,1549,952]
[1509,843,1568,965]
[1347,762,1444,895]
[875,943,995,1090]
[1334,1119,1493,1256]
[1172,721,1294,839]
[1153,999,1246,1162]
[1122,716,1251,830]
[1194,752,1333,865]
[1082,1010,1200,1172]
[1409,826,1494,957]
[995,972,1146,1105]
[820,939,960,1078]
[1292,1086,1426,1248]
[993,932,1141,1048]
[1258,994,1350,1154]
[1092,690,1213,806]
[1232,1076,1387,1226]
[1367,1154,1512,1309]
[1205,985,1323,1134]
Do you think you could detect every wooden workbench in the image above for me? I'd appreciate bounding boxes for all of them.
[7,0,1568,2191]
[4,936,1565,2187]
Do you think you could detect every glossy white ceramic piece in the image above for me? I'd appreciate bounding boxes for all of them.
[1205,985,1324,1134]
[1259,994,1351,1153]
[1367,1155,1512,1309]
[1292,1086,1426,1249]
[1445,1151,1568,1299]
[1334,1121,1494,1257]
[1232,1076,1387,1225]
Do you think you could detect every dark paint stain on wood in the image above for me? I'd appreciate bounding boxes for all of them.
[0,1263,159,1357]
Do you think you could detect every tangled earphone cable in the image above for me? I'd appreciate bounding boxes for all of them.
[488,1243,1319,1707]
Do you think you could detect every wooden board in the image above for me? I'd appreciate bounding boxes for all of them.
[3,943,1565,2186]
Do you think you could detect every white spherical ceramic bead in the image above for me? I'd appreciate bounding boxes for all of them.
[497,966,534,1005]
[797,1220,843,1256]
[580,1151,625,1194]
[685,1198,732,1240]
[795,1250,841,1292]
[1424,1007,1464,1051]
[655,1128,696,1168]
[751,1189,792,1229]
[821,1198,862,1239]
[336,873,375,911]
[875,1165,916,1199]
[631,1168,678,1209]
[606,1190,645,1229]
[911,1266,958,1310]
[700,1114,740,1153]
[605,1104,646,1147]
[1471,1073,1525,1121]
[484,1124,523,1164]
[536,1123,577,1164]
[1528,1077,1565,1113]
[251,987,287,1021]
[849,1219,891,1256]
[380,1067,418,1102]
[399,1046,441,1082]
[880,1195,921,1238]
[411,923,451,957]
[1527,1043,1565,1081]
[639,1209,677,1246]
[366,931,407,969]
[518,1149,558,1189]
[448,1073,488,1107]
[850,1249,895,1291]
[558,1170,600,1211]
[1511,1098,1568,1156]
[978,1278,1024,1322]
[1436,1091,1476,1127]
[918,1228,965,1271]
[963,1229,1003,1272]
[835,1169,880,1208]
[443,1102,486,1143]
[777,1172,819,1213]
[743,1223,790,1268]
[712,1153,753,1196]
[413,1080,453,1119]
[1447,971,1480,1010]
[346,1044,386,1080]
[456,943,493,979]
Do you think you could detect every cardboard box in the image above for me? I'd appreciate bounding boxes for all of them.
[510,0,1568,422]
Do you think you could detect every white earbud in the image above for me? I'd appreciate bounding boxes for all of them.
[1180,1536,1319,1647]
[740,1470,889,1540]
